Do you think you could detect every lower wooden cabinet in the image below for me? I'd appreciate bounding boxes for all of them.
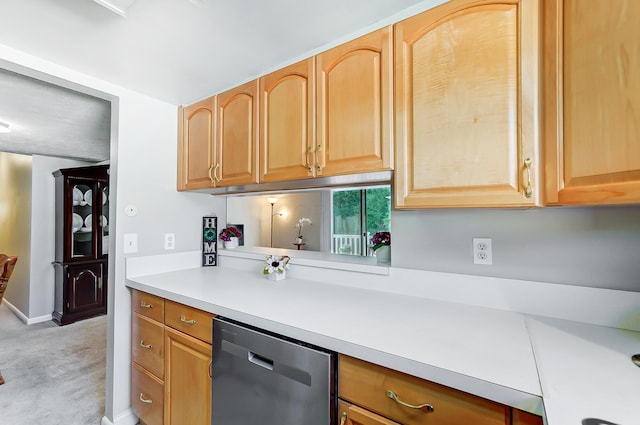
[164,327,212,425]
[53,261,107,325]
[512,409,544,425]
[339,355,544,425]
[130,290,214,425]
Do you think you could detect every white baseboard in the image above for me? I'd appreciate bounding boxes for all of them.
[102,408,138,425]
[3,299,53,324]
[27,313,52,324]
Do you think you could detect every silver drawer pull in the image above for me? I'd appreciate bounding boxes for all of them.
[139,340,152,349]
[180,315,196,325]
[140,301,153,309]
[386,390,434,413]
[139,393,153,404]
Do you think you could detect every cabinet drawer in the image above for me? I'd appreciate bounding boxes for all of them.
[339,355,510,425]
[131,362,164,425]
[164,300,214,344]
[132,313,164,379]
[132,289,164,322]
[339,399,402,425]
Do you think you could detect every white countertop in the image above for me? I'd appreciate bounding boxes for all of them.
[125,260,640,424]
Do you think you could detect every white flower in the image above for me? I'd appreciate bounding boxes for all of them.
[264,255,290,275]
[295,217,312,237]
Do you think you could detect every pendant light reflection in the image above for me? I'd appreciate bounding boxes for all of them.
[0,121,11,133]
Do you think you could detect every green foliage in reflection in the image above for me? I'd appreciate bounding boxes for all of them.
[333,187,390,235]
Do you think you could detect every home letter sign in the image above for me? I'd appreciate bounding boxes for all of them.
[202,215,218,267]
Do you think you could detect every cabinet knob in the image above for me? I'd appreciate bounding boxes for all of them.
[139,340,152,349]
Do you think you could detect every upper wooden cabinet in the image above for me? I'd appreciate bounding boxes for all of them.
[543,0,640,205]
[394,0,541,208]
[260,58,316,182]
[216,80,260,187]
[316,26,394,176]
[177,97,215,190]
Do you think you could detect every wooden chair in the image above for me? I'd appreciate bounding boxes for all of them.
[0,254,18,385]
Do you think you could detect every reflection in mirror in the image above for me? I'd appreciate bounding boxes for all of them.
[226,185,391,259]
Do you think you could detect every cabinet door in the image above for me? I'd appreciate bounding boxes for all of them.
[68,179,99,261]
[395,0,540,208]
[177,97,216,190]
[164,327,212,425]
[67,263,105,314]
[316,26,393,176]
[215,80,259,187]
[260,58,316,182]
[544,0,640,205]
[339,400,401,425]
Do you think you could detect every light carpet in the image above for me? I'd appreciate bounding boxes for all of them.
[0,302,106,425]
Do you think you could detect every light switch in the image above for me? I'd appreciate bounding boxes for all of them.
[124,233,138,253]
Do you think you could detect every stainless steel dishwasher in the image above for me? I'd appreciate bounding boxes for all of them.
[211,316,337,425]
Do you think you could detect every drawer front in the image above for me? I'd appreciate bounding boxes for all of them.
[339,399,402,425]
[132,289,164,322]
[339,355,510,425]
[131,362,164,425]
[164,300,214,344]
[132,313,164,379]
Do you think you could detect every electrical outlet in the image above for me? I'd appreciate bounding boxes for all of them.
[124,233,138,254]
[164,233,175,250]
[472,237,492,265]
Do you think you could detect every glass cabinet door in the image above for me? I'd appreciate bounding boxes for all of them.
[70,179,96,259]
[99,184,109,257]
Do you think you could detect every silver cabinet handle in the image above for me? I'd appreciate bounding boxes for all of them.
[524,157,533,198]
[180,315,196,325]
[139,340,152,349]
[139,301,152,309]
[339,411,347,425]
[315,144,322,172]
[386,390,434,413]
[212,163,221,183]
[207,164,214,183]
[208,359,213,378]
[306,146,314,173]
[139,393,153,404]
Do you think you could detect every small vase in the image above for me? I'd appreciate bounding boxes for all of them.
[375,245,390,264]
[223,237,238,249]
[295,237,303,244]
[266,270,286,281]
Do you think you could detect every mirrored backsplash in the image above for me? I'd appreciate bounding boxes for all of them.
[225,185,391,261]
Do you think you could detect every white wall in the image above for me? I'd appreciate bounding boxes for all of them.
[392,206,640,292]
[227,193,322,250]
[29,155,94,321]
[0,152,32,315]
[0,45,227,425]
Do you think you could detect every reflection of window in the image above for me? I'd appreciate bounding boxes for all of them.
[331,186,391,256]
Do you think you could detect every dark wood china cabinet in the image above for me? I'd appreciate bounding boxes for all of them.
[52,164,109,325]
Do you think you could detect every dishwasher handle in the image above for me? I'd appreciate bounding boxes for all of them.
[248,351,274,370]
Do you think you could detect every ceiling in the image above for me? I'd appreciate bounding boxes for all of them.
[0,0,435,162]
